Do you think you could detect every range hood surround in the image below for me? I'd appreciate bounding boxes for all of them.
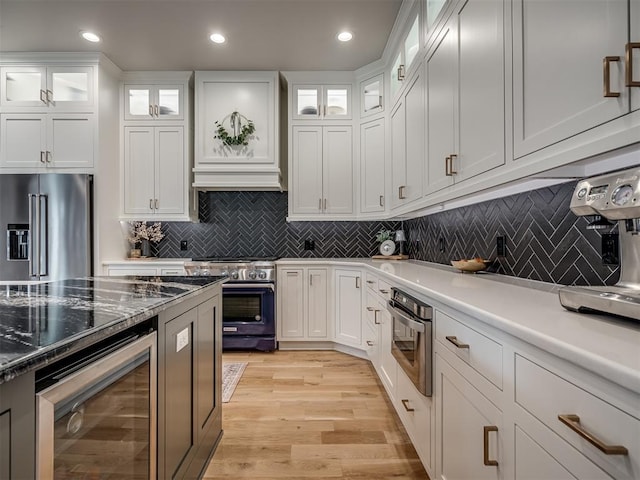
[193,71,284,191]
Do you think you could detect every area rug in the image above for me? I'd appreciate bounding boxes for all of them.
[222,362,247,403]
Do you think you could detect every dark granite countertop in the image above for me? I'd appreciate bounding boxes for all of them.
[0,276,226,384]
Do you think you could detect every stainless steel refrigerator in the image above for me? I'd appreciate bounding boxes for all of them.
[0,174,93,281]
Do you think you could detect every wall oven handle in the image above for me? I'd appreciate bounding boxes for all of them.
[388,301,426,333]
[222,283,275,291]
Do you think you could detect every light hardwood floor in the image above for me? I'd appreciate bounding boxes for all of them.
[203,350,429,479]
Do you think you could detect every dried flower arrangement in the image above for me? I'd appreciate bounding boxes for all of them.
[127,221,165,245]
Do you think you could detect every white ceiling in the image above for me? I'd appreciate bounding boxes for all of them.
[0,0,403,71]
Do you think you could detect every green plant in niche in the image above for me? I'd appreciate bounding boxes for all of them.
[375,229,394,243]
[214,111,256,146]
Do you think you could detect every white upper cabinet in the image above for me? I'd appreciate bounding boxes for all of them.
[629,0,639,112]
[391,70,424,209]
[390,13,421,103]
[124,83,184,121]
[425,0,505,195]
[360,74,384,117]
[0,113,95,170]
[292,84,351,120]
[0,66,94,112]
[512,0,633,159]
[424,0,448,34]
[290,125,353,217]
[360,118,386,213]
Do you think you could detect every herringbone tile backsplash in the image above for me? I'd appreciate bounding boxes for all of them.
[157,183,620,286]
[404,182,619,286]
[158,191,399,259]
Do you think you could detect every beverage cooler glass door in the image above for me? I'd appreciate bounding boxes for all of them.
[36,333,157,479]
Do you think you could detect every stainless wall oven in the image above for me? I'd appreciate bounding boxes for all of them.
[387,288,433,396]
[35,322,157,479]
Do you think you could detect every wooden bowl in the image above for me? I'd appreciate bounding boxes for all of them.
[451,259,490,273]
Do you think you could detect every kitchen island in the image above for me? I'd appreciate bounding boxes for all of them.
[0,275,226,480]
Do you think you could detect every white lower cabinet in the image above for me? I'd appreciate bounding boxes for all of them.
[104,262,186,276]
[334,268,363,348]
[435,352,502,480]
[277,266,329,342]
[396,367,433,473]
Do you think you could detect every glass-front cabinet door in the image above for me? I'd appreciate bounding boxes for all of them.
[292,84,351,120]
[124,84,184,121]
[425,0,447,31]
[404,16,420,72]
[0,66,93,111]
[361,74,384,116]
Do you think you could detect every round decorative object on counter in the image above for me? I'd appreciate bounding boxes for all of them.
[379,239,396,256]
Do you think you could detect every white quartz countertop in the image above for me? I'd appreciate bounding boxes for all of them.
[277,258,640,394]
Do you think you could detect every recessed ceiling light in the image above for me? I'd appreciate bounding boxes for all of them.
[337,31,353,42]
[210,33,226,44]
[80,31,101,43]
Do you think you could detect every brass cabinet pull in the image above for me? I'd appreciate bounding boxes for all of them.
[149,199,153,210]
[40,89,47,104]
[401,399,414,412]
[148,105,153,116]
[398,185,406,199]
[155,199,158,209]
[366,306,375,311]
[323,198,327,210]
[626,43,640,87]
[446,335,469,349]
[309,274,313,286]
[374,310,381,324]
[558,414,629,455]
[379,289,389,294]
[318,198,322,210]
[46,151,52,163]
[398,64,405,81]
[46,90,53,105]
[445,156,451,176]
[483,426,499,466]
[366,280,375,285]
[366,340,374,346]
[40,151,46,163]
[355,277,360,289]
[379,195,384,207]
[449,153,458,175]
[154,105,159,116]
[603,56,621,97]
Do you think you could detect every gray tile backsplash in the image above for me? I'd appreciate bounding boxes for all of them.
[156,183,619,286]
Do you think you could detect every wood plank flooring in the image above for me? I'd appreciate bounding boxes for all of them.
[203,350,429,479]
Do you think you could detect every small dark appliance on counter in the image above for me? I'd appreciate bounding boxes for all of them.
[559,166,640,321]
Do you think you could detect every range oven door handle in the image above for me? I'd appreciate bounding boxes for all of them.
[388,302,426,333]
[222,283,275,292]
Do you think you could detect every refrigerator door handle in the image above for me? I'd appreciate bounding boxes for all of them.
[28,193,39,278]
[39,194,49,277]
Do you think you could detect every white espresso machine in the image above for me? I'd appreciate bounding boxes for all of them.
[559,166,640,321]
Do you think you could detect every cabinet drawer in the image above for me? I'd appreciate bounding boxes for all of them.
[377,278,392,300]
[365,272,379,291]
[107,267,158,276]
[515,354,639,479]
[396,367,432,468]
[435,310,502,389]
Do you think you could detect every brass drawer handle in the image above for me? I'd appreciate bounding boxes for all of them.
[374,310,381,324]
[379,289,389,294]
[366,306,375,311]
[445,155,451,176]
[398,185,406,199]
[401,399,414,412]
[446,335,469,349]
[626,43,640,87]
[558,414,628,455]
[379,195,384,207]
[366,340,374,346]
[366,280,376,285]
[483,426,499,466]
[603,56,621,97]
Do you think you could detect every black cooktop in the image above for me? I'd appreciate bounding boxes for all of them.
[192,257,279,262]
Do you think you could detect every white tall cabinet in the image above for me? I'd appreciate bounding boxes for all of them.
[334,268,363,348]
[360,118,386,213]
[120,71,194,221]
